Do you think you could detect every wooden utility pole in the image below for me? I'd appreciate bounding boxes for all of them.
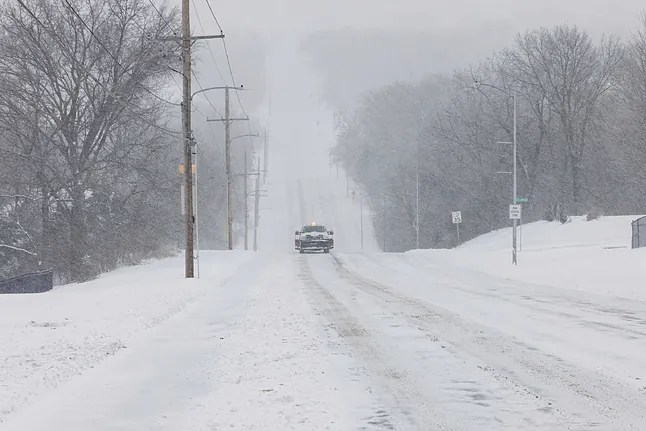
[167,18,222,275]
[181,0,194,278]
[263,126,268,183]
[225,87,233,250]
[253,156,261,251]
[243,151,248,251]
[204,87,248,251]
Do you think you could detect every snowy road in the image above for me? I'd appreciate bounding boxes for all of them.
[4,247,645,430]
[304,252,646,430]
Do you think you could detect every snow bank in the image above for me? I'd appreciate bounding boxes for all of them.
[406,216,646,301]
[462,215,639,251]
[0,251,252,424]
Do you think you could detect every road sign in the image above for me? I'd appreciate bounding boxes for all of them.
[509,204,522,220]
[516,197,529,203]
[452,211,462,224]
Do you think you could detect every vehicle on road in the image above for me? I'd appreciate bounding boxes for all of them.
[295,223,334,253]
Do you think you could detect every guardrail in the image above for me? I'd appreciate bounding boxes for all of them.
[0,269,54,294]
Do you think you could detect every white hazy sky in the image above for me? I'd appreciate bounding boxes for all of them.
[205,0,644,36]
[180,0,646,125]
[176,1,646,206]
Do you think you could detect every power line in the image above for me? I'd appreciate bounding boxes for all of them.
[187,0,227,86]
[192,71,224,119]
[200,0,249,117]
[203,0,223,34]
[146,0,176,35]
[222,38,249,119]
[188,0,225,118]
[148,0,223,120]
[205,40,228,86]
[61,0,181,107]
[16,0,182,140]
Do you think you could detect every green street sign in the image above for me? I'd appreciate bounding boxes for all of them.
[516,197,529,203]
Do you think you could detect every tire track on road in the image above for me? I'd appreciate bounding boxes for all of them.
[298,255,451,431]
[330,254,646,430]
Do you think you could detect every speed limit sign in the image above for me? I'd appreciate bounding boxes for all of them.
[452,211,462,224]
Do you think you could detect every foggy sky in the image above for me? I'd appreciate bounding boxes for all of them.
[206,0,644,36]
[180,0,646,119]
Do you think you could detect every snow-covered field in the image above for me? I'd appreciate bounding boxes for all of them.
[407,215,646,300]
[0,252,254,425]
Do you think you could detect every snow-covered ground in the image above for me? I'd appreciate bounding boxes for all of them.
[406,215,646,300]
[0,252,254,425]
[3,37,646,431]
[340,225,646,428]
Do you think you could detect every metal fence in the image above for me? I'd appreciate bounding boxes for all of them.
[632,216,646,249]
[0,269,53,294]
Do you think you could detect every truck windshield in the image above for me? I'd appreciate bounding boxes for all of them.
[302,225,326,233]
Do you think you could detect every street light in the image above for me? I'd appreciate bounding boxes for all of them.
[471,80,518,265]
[231,132,260,142]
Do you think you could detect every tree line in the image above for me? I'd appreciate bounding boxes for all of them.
[0,0,243,282]
[335,21,646,251]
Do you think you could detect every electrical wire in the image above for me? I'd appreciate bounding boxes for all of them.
[189,0,224,119]
[16,0,182,140]
[146,0,176,36]
[61,0,181,107]
[205,43,228,86]
[192,71,224,119]
[222,38,249,119]
[203,0,223,34]
[200,0,250,118]
[188,0,227,85]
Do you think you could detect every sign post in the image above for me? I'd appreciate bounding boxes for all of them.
[452,211,462,246]
[514,199,527,251]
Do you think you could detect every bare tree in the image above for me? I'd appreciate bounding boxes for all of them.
[0,0,180,281]
[506,26,623,214]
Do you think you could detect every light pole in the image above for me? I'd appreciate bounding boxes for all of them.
[472,80,518,265]
[415,144,420,250]
[512,93,518,265]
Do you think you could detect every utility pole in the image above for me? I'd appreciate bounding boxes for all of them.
[473,79,519,265]
[243,151,249,251]
[263,125,268,184]
[360,197,364,251]
[416,153,420,249]
[169,8,223,278]
[253,156,261,251]
[225,87,233,250]
[204,86,248,251]
[181,0,194,278]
